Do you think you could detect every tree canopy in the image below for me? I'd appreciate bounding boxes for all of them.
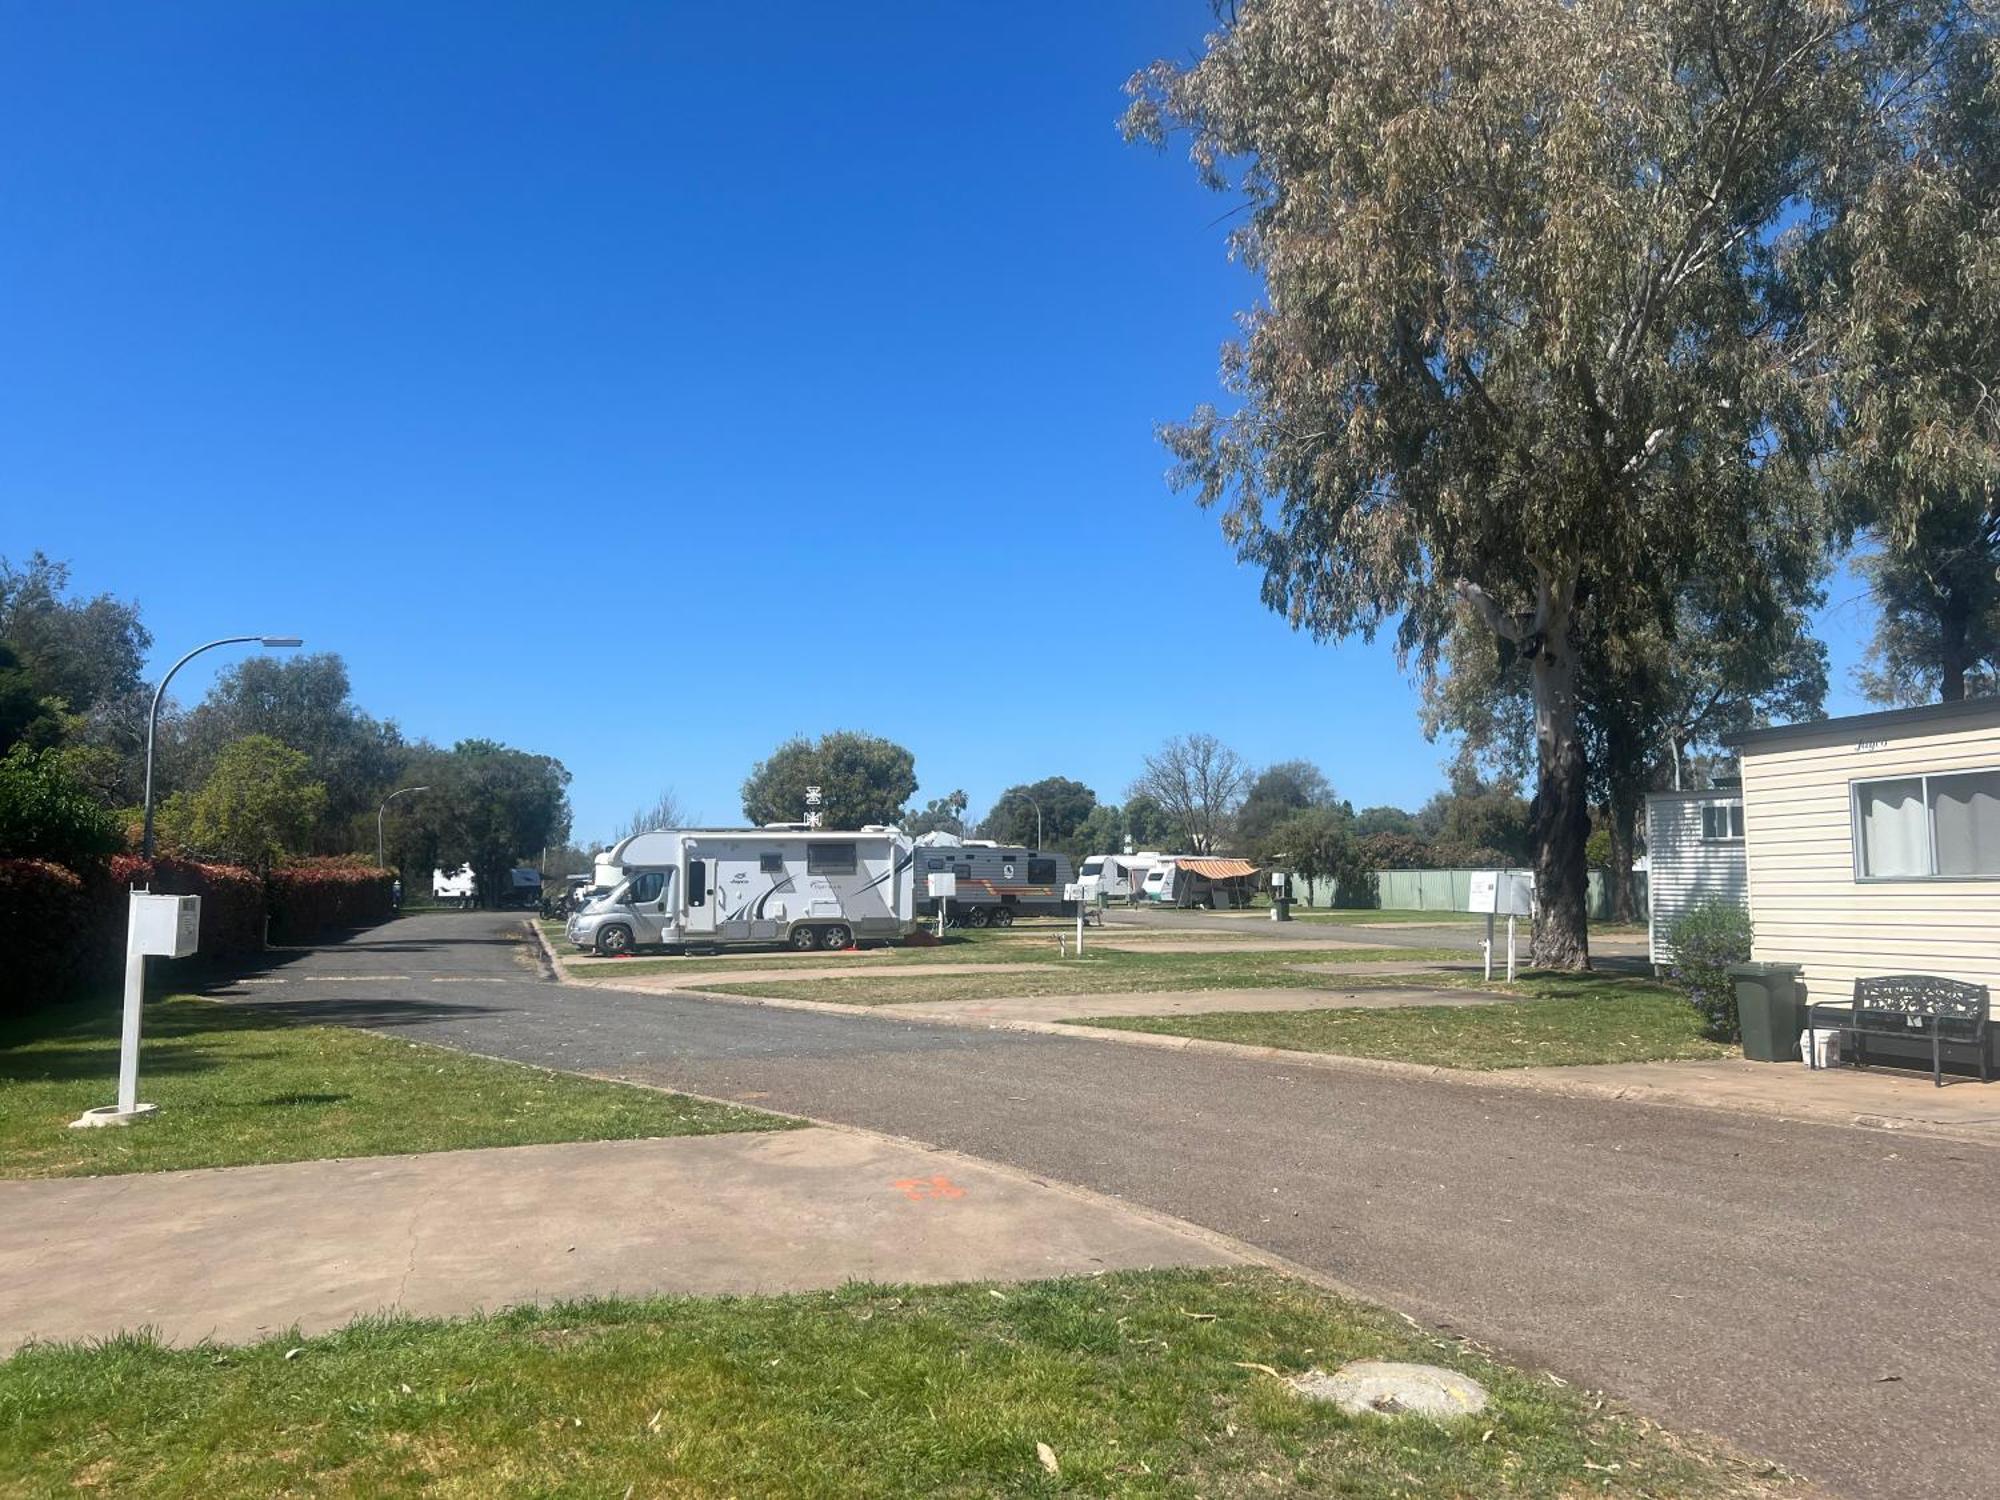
[1123,0,1954,964]
[1128,733,1248,853]
[158,734,326,870]
[740,731,917,831]
[426,739,573,904]
[979,776,1098,851]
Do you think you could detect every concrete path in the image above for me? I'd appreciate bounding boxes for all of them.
[885,986,1520,1026]
[570,960,1065,992]
[0,1127,1243,1352]
[199,914,2000,1499]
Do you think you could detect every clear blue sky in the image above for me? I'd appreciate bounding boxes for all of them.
[0,1,1875,843]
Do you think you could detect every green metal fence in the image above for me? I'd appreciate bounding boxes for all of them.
[1297,868,1645,921]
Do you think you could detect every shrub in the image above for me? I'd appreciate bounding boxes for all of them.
[0,857,94,1014]
[1668,900,1754,1041]
[267,857,394,943]
[111,854,266,959]
[0,745,122,865]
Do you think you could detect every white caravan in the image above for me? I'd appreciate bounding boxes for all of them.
[1078,851,1164,904]
[431,865,477,903]
[566,826,915,956]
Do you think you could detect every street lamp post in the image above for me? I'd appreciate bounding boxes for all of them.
[997,791,1043,849]
[377,786,430,868]
[141,636,304,859]
[75,635,302,1130]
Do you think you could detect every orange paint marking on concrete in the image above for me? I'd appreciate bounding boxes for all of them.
[891,1174,966,1202]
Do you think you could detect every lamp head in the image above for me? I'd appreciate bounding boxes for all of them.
[260,636,304,648]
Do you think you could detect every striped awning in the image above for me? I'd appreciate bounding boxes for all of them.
[1175,858,1259,879]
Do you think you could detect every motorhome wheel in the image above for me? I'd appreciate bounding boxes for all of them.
[594,924,632,956]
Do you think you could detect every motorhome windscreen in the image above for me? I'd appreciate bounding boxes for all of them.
[807,842,857,875]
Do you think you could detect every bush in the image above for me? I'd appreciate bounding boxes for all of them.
[0,745,122,865]
[0,857,94,1014]
[1668,900,1754,1041]
[111,854,266,959]
[267,857,394,943]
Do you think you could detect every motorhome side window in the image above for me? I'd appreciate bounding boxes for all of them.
[953,862,972,879]
[628,872,665,904]
[807,842,857,876]
[1027,858,1057,884]
[1700,803,1744,842]
[759,852,784,874]
[1855,769,2000,878]
[926,858,944,871]
[687,860,705,906]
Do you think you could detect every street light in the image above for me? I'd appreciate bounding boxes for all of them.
[141,635,304,859]
[377,786,430,868]
[996,790,1043,849]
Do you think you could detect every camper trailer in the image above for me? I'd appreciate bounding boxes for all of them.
[566,826,915,956]
[910,839,1075,926]
[431,866,477,907]
[1140,856,1261,908]
[1078,851,1164,905]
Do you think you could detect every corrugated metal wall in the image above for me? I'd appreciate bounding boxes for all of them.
[1298,868,1646,920]
[1644,794,1748,966]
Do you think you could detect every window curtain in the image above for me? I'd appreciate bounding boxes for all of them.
[1858,778,1928,877]
[1930,770,2000,877]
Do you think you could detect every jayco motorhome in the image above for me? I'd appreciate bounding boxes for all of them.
[566,827,915,955]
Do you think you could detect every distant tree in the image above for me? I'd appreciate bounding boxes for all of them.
[617,787,690,839]
[0,643,58,757]
[0,744,123,865]
[1358,831,1436,871]
[158,734,326,871]
[1853,534,2000,705]
[740,731,916,831]
[1130,733,1248,853]
[1353,805,1418,839]
[1417,770,1532,865]
[1267,805,1368,907]
[980,776,1098,851]
[1070,803,1126,859]
[177,654,401,851]
[1235,760,1339,862]
[1121,793,1175,849]
[0,553,150,725]
[902,789,969,838]
[427,739,573,907]
[1121,0,1931,965]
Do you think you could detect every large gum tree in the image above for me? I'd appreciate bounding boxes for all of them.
[1125,0,1938,967]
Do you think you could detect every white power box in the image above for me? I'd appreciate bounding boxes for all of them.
[130,893,201,958]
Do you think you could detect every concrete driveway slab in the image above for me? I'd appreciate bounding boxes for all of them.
[889,987,1521,1025]
[0,1126,1244,1352]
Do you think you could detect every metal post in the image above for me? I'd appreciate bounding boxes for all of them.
[116,897,145,1114]
[1076,895,1084,956]
[1483,911,1495,982]
[1506,913,1517,981]
[376,785,429,867]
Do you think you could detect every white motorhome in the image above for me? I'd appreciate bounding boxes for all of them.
[566,826,915,956]
[1078,851,1164,904]
[432,866,477,904]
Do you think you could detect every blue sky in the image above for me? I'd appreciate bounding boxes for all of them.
[0,2,1876,843]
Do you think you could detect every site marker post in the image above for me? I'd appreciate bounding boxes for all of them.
[1065,882,1085,956]
[72,890,199,1129]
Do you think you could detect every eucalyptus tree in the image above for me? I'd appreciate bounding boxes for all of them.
[1125,0,1939,965]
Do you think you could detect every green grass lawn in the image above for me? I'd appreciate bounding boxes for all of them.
[0,1268,1788,1499]
[0,995,789,1179]
[1073,973,1730,1070]
[700,946,1461,1007]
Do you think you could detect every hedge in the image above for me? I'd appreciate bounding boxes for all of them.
[0,858,95,1015]
[267,858,395,944]
[109,854,266,960]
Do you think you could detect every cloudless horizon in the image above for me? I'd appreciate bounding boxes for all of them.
[1,2,1878,844]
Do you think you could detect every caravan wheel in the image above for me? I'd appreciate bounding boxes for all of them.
[962,906,990,928]
[789,926,820,952]
[820,924,852,950]
[990,906,1014,927]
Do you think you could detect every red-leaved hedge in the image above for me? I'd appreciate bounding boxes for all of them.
[109,854,266,959]
[267,858,395,944]
[0,858,95,1014]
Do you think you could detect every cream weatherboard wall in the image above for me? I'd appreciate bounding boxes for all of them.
[1736,700,2000,1014]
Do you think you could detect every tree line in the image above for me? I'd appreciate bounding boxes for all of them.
[1124,0,2000,966]
[0,554,570,903]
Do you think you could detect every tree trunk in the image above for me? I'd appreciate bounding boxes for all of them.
[1608,792,1638,923]
[1528,595,1591,970]
[1603,717,1642,925]
[1939,587,1970,703]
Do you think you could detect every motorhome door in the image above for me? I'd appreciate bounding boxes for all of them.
[683,853,718,937]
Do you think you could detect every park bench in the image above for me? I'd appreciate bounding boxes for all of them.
[1808,975,1992,1088]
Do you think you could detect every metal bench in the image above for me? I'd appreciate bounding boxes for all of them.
[1808,975,1992,1087]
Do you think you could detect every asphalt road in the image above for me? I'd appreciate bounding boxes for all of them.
[223,912,2000,1500]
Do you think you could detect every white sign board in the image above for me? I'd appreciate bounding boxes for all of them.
[1465,871,1534,916]
[1063,882,1083,902]
[130,893,200,958]
[929,872,957,899]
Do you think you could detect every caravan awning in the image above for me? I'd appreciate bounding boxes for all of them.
[1176,858,1259,879]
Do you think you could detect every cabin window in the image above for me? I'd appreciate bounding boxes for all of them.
[1700,803,1744,842]
[1855,769,2000,878]
[1080,858,1103,875]
[926,858,944,871]
[1027,858,1058,884]
[759,852,784,874]
[686,860,705,906]
[953,862,972,879]
[627,871,666,905]
[807,842,857,876]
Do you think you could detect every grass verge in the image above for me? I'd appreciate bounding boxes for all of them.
[1072,973,1729,1070]
[0,1268,1789,1499]
[698,947,1461,1006]
[0,995,789,1179]
[556,925,1100,977]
